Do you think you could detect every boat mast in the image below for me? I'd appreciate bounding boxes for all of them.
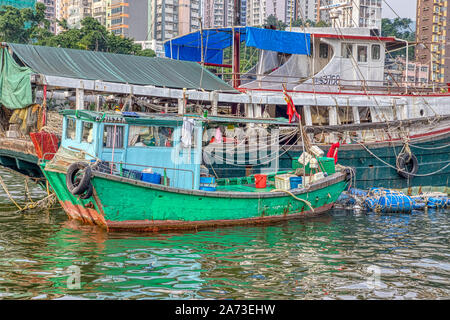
[232,0,241,88]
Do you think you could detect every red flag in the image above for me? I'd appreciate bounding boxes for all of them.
[283,89,300,123]
[327,142,340,164]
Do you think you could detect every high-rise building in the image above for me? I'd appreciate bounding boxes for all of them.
[266,0,297,25]
[149,0,200,42]
[327,0,382,30]
[202,0,247,28]
[37,0,57,34]
[247,0,266,26]
[0,0,36,9]
[416,0,449,85]
[107,0,149,41]
[203,0,233,28]
[92,0,109,26]
[60,0,92,29]
[298,0,320,23]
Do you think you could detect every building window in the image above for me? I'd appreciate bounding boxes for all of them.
[357,45,368,62]
[371,44,380,60]
[342,43,353,58]
[103,125,124,149]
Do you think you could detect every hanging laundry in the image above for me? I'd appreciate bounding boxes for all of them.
[181,117,195,148]
[214,127,223,143]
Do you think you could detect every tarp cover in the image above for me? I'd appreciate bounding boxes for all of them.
[245,27,311,55]
[7,43,235,92]
[164,27,311,64]
[165,28,246,65]
[0,48,33,110]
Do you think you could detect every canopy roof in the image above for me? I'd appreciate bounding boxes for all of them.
[164,27,311,65]
[7,43,235,92]
[61,110,294,127]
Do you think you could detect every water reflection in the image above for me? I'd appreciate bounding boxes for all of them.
[0,168,449,299]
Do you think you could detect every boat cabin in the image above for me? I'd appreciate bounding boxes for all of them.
[243,27,402,92]
[58,110,291,191]
[60,110,203,190]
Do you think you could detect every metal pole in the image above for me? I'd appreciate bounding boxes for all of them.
[405,40,409,93]
[232,0,241,88]
[199,18,204,66]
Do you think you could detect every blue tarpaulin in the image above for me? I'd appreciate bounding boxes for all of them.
[164,27,311,64]
[245,27,310,55]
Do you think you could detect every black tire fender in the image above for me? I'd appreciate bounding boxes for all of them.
[79,182,93,200]
[396,152,419,179]
[66,162,92,195]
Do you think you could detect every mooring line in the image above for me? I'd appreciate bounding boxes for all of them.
[0,176,23,211]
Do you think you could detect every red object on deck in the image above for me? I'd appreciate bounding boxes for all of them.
[29,132,59,160]
[327,142,340,164]
[254,174,267,188]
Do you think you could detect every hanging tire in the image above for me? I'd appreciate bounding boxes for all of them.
[396,152,419,179]
[79,182,93,200]
[66,162,92,196]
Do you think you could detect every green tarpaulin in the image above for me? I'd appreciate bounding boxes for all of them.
[8,43,235,92]
[0,48,33,110]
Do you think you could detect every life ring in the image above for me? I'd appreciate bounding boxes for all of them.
[396,152,419,179]
[66,162,92,196]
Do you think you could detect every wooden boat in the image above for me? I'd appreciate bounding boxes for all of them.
[1,26,449,193]
[39,110,352,232]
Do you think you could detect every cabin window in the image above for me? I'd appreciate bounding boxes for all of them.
[65,118,76,140]
[128,125,173,147]
[319,43,328,59]
[342,43,353,58]
[81,122,94,143]
[357,46,368,62]
[103,125,124,149]
[371,44,381,60]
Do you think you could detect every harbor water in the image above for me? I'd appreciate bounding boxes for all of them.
[0,168,448,300]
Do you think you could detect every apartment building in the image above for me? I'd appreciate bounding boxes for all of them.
[107,0,149,41]
[36,0,57,33]
[415,0,450,85]
[92,0,109,26]
[298,0,319,22]
[149,0,200,41]
[203,0,233,28]
[60,0,92,29]
[327,0,382,30]
[384,57,430,86]
[247,0,266,26]
[266,0,297,25]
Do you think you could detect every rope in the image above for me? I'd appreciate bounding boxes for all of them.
[0,175,23,211]
[351,137,450,177]
[270,188,314,212]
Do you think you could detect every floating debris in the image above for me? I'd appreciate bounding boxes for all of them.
[336,187,449,213]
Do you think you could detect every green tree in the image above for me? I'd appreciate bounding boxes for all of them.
[0,4,156,57]
[0,3,50,43]
[264,14,287,30]
[381,18,415,60]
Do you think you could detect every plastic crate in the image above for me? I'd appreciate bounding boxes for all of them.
[275,174,297,190]
[122,168,142,180]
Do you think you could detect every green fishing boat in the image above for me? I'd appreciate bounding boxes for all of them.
[39,110,352,232]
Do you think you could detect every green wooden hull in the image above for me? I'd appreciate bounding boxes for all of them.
[42,165,349,232]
